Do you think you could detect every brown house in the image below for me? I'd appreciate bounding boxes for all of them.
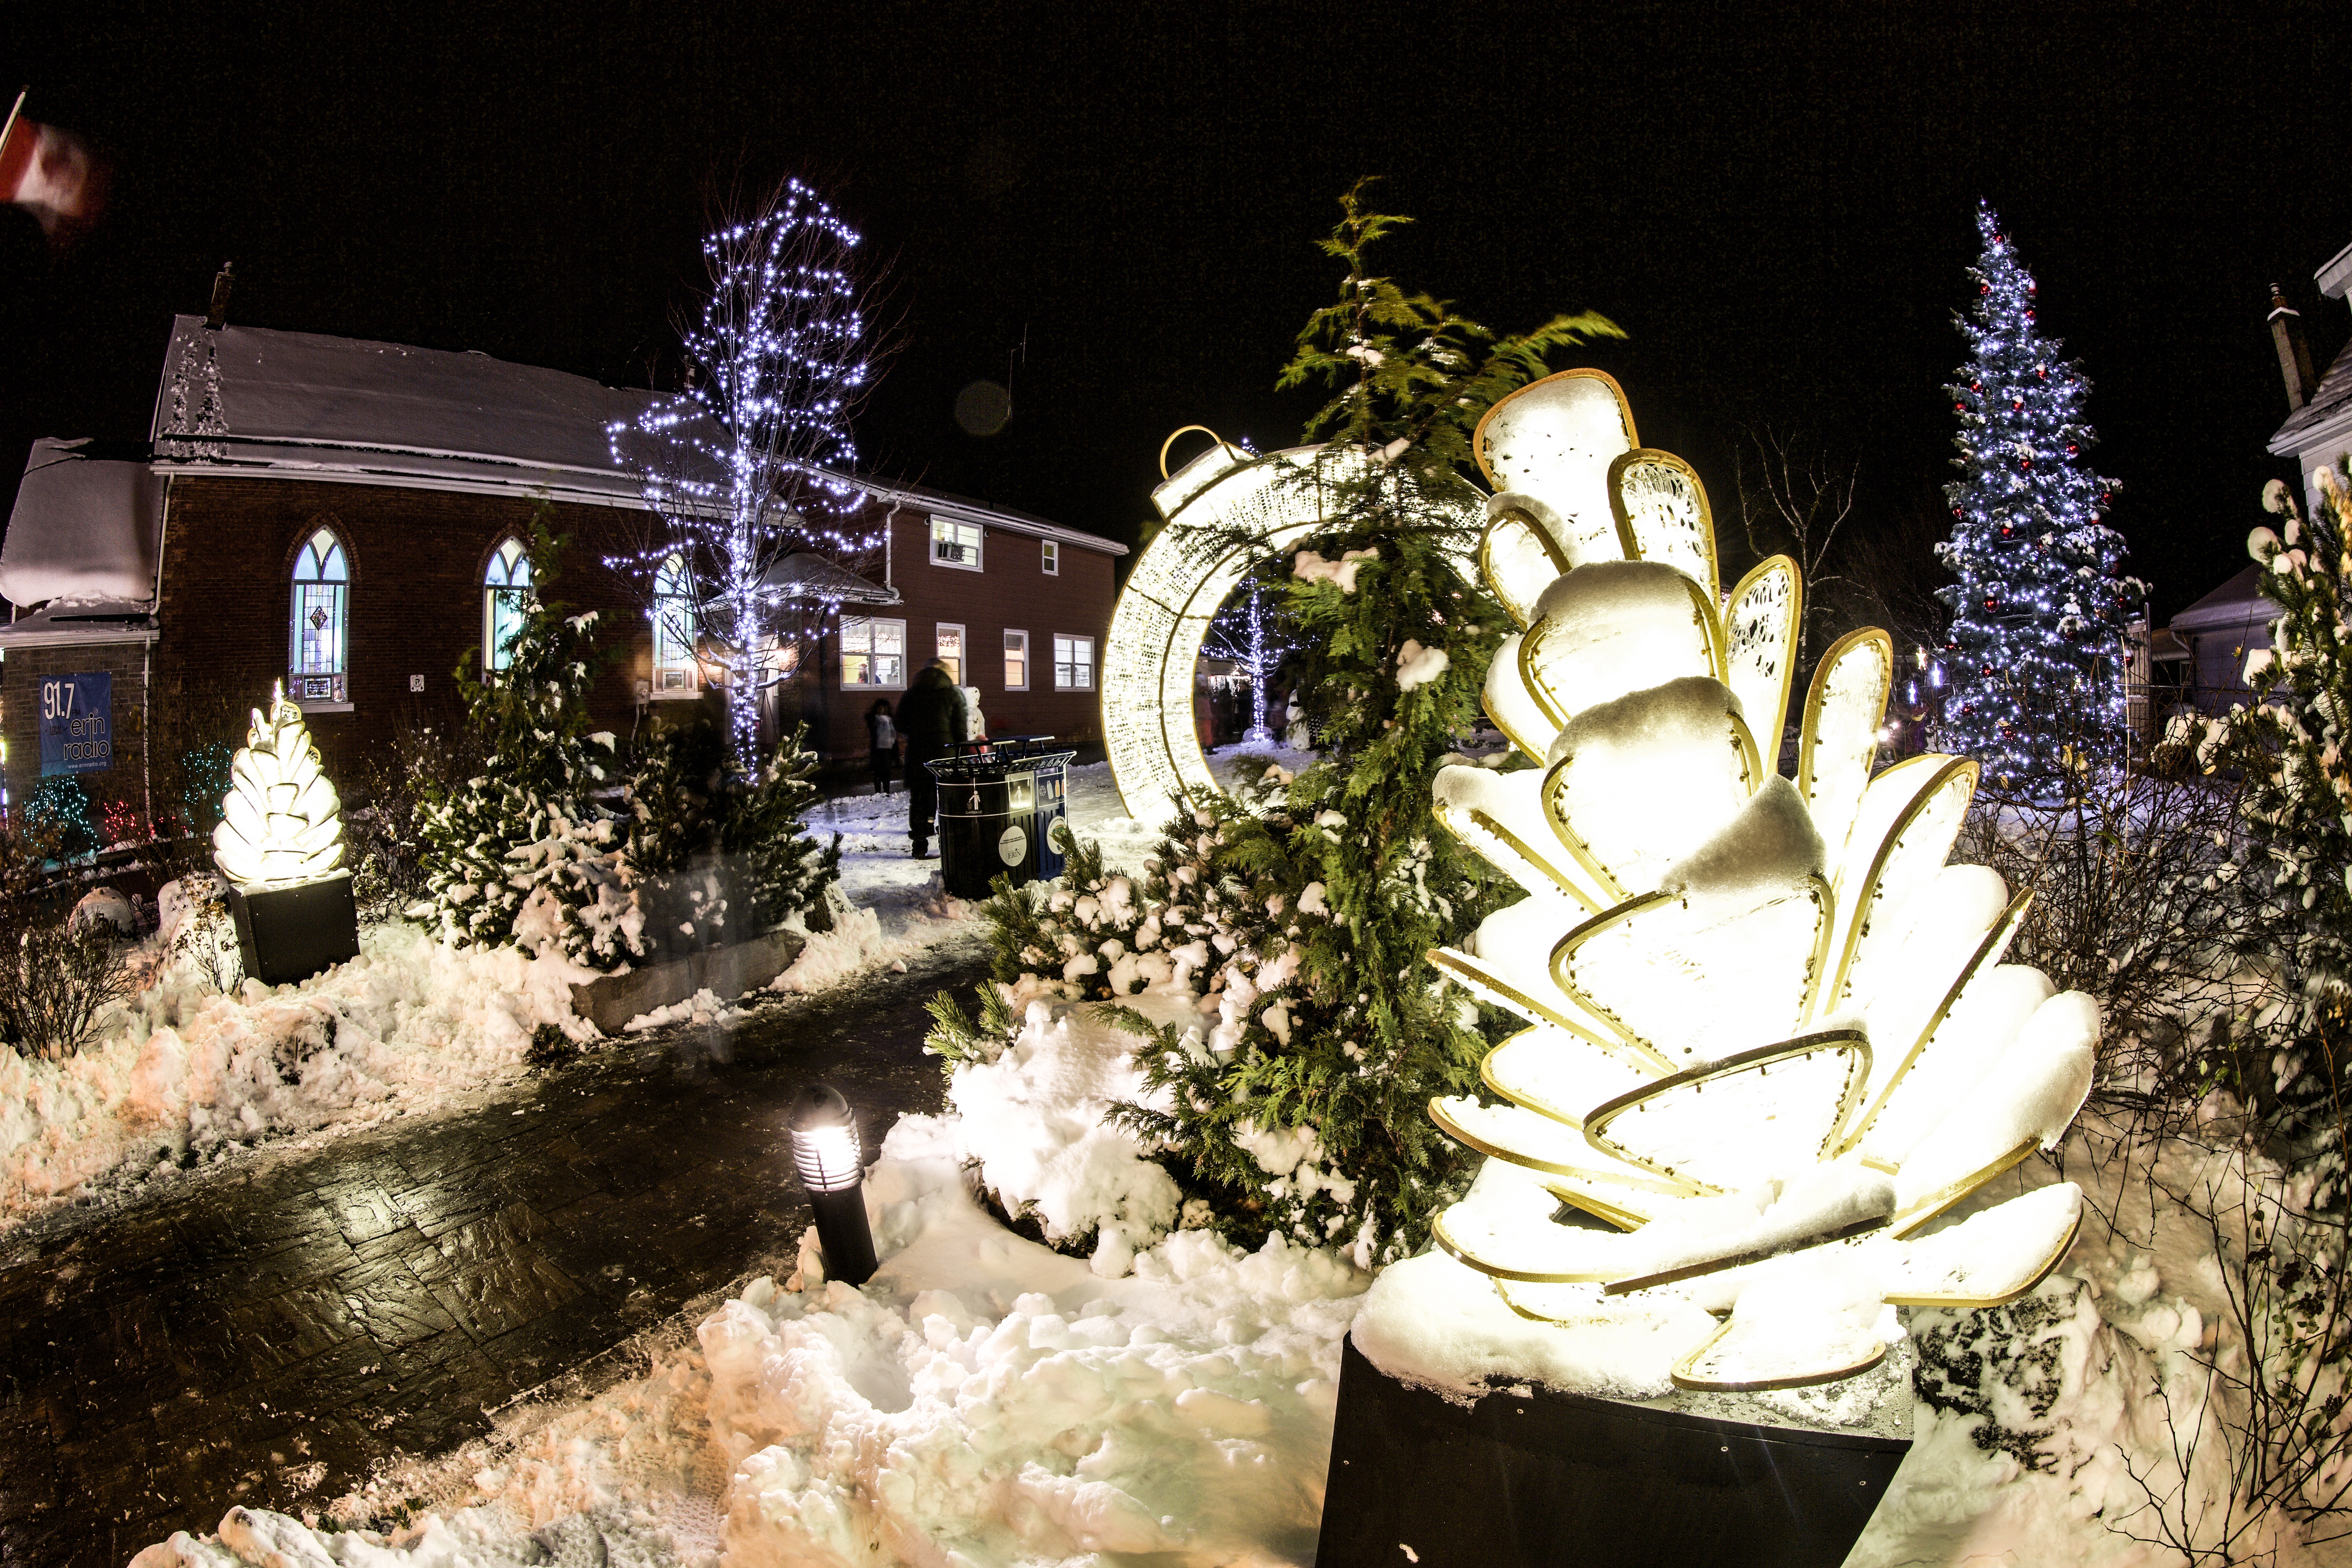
[0,317,1123,823]
[812,485,1123,760]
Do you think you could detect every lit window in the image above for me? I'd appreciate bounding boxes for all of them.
[1054,634,1094,691]
[653,554,700,693]
[931,517,983,570]
[1004,630,1029,690]
[290,526,349,704]
[842,617,906,688]
[1042,539,1059,575]
[482,537,533,672]
[936,623,965,684]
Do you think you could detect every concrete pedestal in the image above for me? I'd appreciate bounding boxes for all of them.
[226,872,361,987]
[1316,1335,1911,1568]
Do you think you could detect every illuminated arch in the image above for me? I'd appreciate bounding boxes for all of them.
[1102,433,1477,824]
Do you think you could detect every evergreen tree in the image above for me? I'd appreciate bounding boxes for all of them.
[2173,466,2352,1189]
[414,520,623,956]
[1936,202,2143,792]
[936,183,1622,1265]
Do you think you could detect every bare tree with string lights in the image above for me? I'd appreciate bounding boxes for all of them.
[1202,579,1296,745]
[608,180,890,769]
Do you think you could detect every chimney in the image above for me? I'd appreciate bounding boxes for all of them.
[2270,282,2316,412]
[205,261,234,331]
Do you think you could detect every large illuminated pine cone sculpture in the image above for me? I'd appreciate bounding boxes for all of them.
[1428,370,2096,1393]
[213,682,348,888]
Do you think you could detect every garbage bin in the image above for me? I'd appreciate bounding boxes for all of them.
[928,738,1077,899]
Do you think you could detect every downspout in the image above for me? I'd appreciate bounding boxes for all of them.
[145,473,172,835]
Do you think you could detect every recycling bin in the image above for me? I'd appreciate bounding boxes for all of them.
[928,738,1078,899]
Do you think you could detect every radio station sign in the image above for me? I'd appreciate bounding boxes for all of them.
[38,672,114,777]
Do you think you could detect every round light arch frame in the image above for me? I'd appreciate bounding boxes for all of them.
[1102,432,1477,824]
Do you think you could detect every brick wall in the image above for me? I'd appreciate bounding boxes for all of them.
[1,475,1121,811]
[145,476,654,787]
[813,508,1119,761]
[0,640,153,820]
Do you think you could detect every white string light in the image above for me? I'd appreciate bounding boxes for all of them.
[608,180,884,766]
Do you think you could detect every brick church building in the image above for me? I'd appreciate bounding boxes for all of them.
[0,316,1123,821]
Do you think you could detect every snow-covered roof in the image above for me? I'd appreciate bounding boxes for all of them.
[2168,564,2270,635]
[2270,236,2352,471]
[757,551,899,606]
[0,438,163,608]
[143,316,1125,556]
[148,314,657,506]
[0,597,159,648]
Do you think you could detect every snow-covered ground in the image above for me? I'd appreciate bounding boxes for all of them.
[125,744,2341,1566]
[128,982,2352,1568]
[0,755,1257,1231]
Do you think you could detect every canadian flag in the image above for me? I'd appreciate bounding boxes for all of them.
[0,100,103,240]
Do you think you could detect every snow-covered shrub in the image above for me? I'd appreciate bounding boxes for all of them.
[415,524,840,973]
[162,874,241,993]
[347,713,480,923]
[1953,764,2236,1092]
[616,713,841,953]
[0,911,132,1061]
[718,733,840,931]
[2145,464,2352,1551]
[936,190,1615,1268]
[2169,463,2352,1152]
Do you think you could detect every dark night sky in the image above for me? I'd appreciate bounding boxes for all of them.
[5,1,2349,622]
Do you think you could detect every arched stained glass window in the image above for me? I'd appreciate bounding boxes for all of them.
[290,526,349,704]
[483,537,533,672]
[653,554,699,693]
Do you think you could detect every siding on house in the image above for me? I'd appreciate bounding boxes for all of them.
[0,476,667,808]
[813,507,1118,760]
[0,639,153,821]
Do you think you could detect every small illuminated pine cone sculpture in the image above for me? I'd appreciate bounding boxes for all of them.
[212,682,348,888]
[1428,370,2096,1392]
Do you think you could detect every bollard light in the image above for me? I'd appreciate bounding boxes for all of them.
[788,1082,877,1285]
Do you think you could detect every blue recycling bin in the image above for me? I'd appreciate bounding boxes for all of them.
[927,738,1077,898]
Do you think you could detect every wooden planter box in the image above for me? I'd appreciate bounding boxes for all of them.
[567,884,849,1033]
[226,872,361,986]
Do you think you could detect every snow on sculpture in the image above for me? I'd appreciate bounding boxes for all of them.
[212,682,347,888]
[1427,369,2098,1392]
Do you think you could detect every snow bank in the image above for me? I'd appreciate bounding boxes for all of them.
[946,1000,1183,1273]
[0,920,593,1225]
[698,1114,1366,1567]
[128,1106,2352,1568]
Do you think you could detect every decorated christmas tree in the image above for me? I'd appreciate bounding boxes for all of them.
[1935,202,2143,791]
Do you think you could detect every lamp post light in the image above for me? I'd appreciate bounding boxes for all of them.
[789,1082,877,1285]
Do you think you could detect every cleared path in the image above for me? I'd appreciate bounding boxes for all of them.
[0,944,981,1567]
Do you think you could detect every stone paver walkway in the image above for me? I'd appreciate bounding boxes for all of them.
[0,944,981,1567]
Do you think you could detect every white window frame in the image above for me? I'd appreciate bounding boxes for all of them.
[290,525,352,710]
[482,536,533,673]
[1054,633,1095,692]
[840,616,907,690]
[1003,629,1029,691]
[930,516,984,572]
[935,622,966,685]
[651,553,701,697]
[1041,539,1059,575]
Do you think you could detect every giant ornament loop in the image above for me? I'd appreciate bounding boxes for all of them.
[1102,431,1477,824]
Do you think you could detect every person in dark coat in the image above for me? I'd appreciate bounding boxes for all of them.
[895,660,967,858]
[865,698,899,795]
